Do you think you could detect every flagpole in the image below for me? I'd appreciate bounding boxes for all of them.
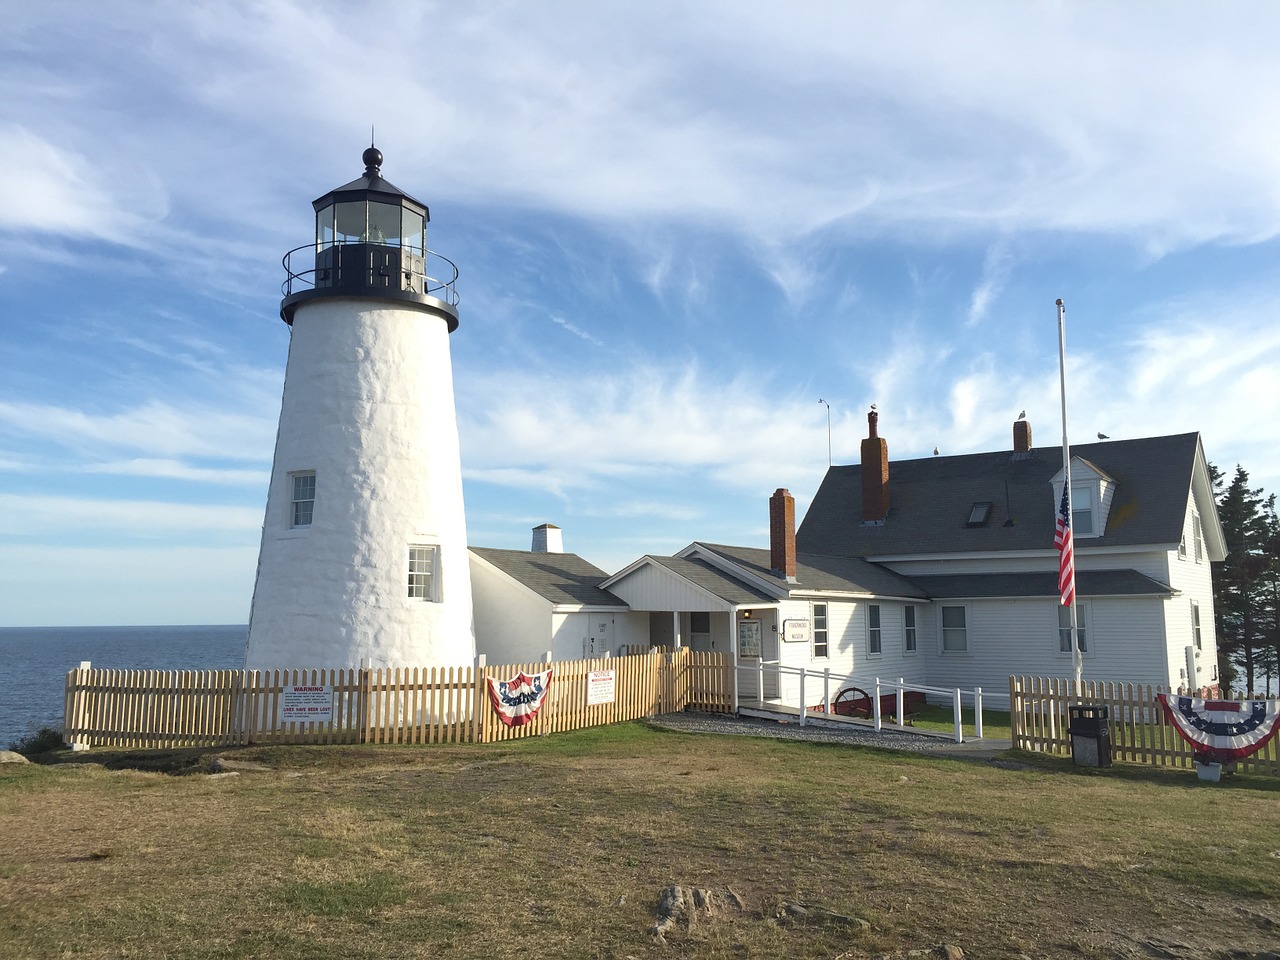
[1056,298,1083,693]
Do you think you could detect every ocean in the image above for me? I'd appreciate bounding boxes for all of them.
[0,624,247,748]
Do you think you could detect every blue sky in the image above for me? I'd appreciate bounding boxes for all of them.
[3,2,1279,626]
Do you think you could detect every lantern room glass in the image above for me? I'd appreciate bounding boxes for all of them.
[315,200,426,252]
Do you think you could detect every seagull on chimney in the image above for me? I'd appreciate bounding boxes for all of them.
[1097,432,1110,440]
[1017,410,1026,420]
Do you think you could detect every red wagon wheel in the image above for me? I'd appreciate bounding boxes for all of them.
[831,686,873,718]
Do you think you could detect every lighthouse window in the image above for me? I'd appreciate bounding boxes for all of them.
[366,201,400,244]
[290,472,315,527]
[402,209,425,253]
[408,546,440,602]
[334,202,367,243]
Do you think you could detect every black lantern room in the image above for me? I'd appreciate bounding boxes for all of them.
[280,147,459,329]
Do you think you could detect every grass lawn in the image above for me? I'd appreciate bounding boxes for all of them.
[1,721,1278,959]
[903,704,1012,741]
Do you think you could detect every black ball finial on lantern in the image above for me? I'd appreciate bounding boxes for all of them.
[362,146,383,178]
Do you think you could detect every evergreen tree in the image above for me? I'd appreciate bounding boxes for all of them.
[1257,495,1280,694]
[1211,465,1272,693]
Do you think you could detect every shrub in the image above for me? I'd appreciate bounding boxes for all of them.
[9,726,65,757]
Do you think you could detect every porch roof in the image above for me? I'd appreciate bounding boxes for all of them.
[647,556,777,604]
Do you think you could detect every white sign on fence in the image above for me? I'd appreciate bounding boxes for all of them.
[281,684,333,722]
[587,669,616,706]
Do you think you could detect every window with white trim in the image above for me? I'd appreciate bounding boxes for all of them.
[940,606,968,652]
[1191,601,1202,651]
[407,545,440,602]
[1058,604,1088,654]
[1193,513,1204,562]
[290,471,315,527]
[813,603,829,659]
[867,604,882,655]
[904,604,917,653]
[1072,483,1094,536]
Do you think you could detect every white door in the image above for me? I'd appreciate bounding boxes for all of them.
[585,616,613,658]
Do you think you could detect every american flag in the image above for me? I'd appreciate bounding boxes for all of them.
[1054,486,1075,606]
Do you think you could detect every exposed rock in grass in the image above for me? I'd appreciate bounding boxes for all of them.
[649,884,746,944]
[866,945,965,960]
[0,750,29,764]
[774,901,869,931]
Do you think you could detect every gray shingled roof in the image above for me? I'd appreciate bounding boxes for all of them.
[908,569,1174,599]
[694,543,929,599]
[471,547,627,607]
[797,433,1201,558]
[646,556,776,604]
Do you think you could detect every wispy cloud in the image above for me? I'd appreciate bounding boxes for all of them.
[10,3,1280,265]
[966,240,1015,327]
[460,363,828,490]
[0,493,261,537]
[0,124,166,242]
[0,399,275,462]
[584,499,704,523]
[90,458,269,486]
[550,314,604,347]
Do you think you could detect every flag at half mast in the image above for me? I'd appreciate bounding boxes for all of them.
[1055,485,1075,606]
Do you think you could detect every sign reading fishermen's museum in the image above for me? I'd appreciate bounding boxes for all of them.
[782,619,812,644]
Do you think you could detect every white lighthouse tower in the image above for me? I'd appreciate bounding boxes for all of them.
[245,147,475,670]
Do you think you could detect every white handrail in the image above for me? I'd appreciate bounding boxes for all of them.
[734,661,987,742]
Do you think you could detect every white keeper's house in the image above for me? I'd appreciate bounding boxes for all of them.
[471,410,1225,701]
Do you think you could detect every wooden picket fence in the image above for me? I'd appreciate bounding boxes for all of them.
[1009,676,1280,776]
[62,647,733,750]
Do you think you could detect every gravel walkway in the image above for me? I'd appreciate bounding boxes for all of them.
[648,711,990,755]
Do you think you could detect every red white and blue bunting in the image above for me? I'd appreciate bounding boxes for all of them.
[1157,693,1280,763]
[487,670,553,727]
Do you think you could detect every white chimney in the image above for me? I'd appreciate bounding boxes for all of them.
[531,523,563,553]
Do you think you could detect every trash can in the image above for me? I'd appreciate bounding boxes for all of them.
[1067,703,1112,768]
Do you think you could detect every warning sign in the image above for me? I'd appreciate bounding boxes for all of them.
[281,684,333,722]
[586,670,616,706]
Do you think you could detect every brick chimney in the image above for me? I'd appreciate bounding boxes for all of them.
[1013,418,1032,454]
[531,523,563,553]
[861,409,889,523]
[769,488,797,581]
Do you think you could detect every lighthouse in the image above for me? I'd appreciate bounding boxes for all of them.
[245,147,475,671]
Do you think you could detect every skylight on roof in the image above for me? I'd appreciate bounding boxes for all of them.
[966,502,993,527]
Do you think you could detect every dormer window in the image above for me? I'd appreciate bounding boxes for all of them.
[1052,459,1111,540]
[966,502,992,527]
[1072,484,1094,536]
